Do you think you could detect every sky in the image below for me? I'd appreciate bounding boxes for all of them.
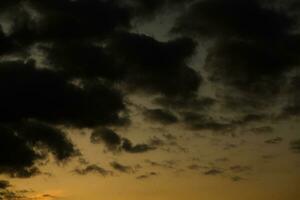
[0,0,300,199]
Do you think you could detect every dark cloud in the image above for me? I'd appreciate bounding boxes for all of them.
[187,164,204,170]
[42,194,57,199]
[290,139,300,153]
[0,125,41,178]
[204,169,223,176]
[280,76,300,118]
[0,0,20,10]
[265,137,283,144]
[0,5,201,182]
[237,114,268,125]
[215,158,229,163]
[17,121,78,161]
[122,138,155,153]
[148,137,165,147]
[0,60,120,176]
[204,38,297,99]
[173,0,300,115]
[0,26,17,56]
[181,112,233,131]
[223,144,239,151]
[0,180,31,200]
[261,154,277,160]
[9,0,131,44]
[90,128,122,151]
[110,161,133,174]
[74,164,112,176]
[0,121,78,178]
[231,176,245,182]
[0,60,127,127]
[147,136,188,153]
[37,32,200,101]
[119,0,192,19]
[0,181,10,190]
[143,108,178,125]
[162,134,177,141]
[229,165,252,173]
[107,32,200,97]
[180,111,270,132]
[136,172,158,180]
[173,0,294,39]
[247,126,274,135]
[40,42,120,80]
[154,96,216,111]
[144,160,177,169]
[0,190,26,200]
[1,0,300,186]
[90,128,155,154]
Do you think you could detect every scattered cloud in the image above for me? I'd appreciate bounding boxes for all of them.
[203,168,223,176]
[136,172,158,180]
[265,137,283,144]
[110,161,134,174]
[74,164,112,176]
[90,128,155,154]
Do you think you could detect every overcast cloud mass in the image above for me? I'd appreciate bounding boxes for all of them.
[0,0,300,200]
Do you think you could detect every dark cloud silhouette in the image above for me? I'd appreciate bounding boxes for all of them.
[223,144,239,151]
[0,60,127,127]
[265,137,283,144]
[248,126,274,135]
[162,134,177,141]
[107,32,200,97]
[215,157,229,163]
[9,0,131,44]
[0,59,127,176]
[1,0,300,187]
[0,121,78,178]
[173,0,294,39]
[204,169,223,176]
[290,139,300,153]
[144,160,177,169]
[187,164,204,171]
[173,0,300,115]
[136,172,158,180]
[204,38,297,99]
[90,128,155,154]
[0,27,17,56]
[180,111,270,132]
[0,3,201,182]
[74,164,112,176]
[154,96,215,111]
[231,176,245,182]
[147,136,187,153]
[143,108,178,125]
[118,0,193,19]
[110,161,133,174]
[229,165,252,173]
[280,76,300,118]
[17,121,78,161]
[181,112,233,131]
[42,194,57,199]
[0,181,10,190]
[0,180,31,200]
[122,138,155,153]
[91,128,122,151]
[40,42,119,80]
[148,137,165,147]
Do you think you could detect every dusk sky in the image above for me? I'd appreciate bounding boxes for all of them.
[0,0,300,200]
